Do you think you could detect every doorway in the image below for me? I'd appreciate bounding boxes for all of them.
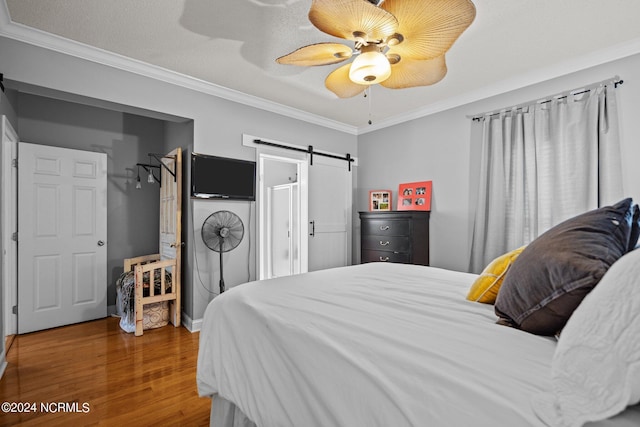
[258,153,308,280]
[257,146,353,279]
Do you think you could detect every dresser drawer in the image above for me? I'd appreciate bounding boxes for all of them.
[361,250,410,264]
[362,235,410,252]
[359,211,429,266]
[361,219,410,237]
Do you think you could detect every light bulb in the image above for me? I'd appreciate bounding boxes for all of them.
[136,176,142,189]
[147,171,154,183]
[349,50,391,85]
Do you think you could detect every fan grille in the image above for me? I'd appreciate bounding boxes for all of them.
[202,210,244,253]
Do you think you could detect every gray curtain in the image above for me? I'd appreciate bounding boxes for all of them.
[469,85,623,273]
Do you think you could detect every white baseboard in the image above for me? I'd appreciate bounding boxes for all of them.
[0,355,7,380]
[181,313,203,333]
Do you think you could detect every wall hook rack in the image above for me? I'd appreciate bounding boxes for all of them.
[135,153,177,188]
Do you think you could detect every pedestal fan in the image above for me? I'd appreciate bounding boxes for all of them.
[201,210,245,293]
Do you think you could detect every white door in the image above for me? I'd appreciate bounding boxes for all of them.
[18,143,107,334]
[308,156,352,271]
[2,116,18,337]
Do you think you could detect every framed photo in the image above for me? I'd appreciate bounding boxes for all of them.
[369,190,392,211]
[397,181,432,211]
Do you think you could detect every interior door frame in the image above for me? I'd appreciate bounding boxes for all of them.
[1,116,18,339]
[257,151,308,280]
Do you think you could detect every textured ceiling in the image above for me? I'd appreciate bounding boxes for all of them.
[4,0,640,132]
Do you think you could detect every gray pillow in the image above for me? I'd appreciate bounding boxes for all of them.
[494,198,635,336]
[628,204,640,251]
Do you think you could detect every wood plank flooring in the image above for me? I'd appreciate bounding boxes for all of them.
[0,317,211,426]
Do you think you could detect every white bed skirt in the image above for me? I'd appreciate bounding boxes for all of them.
[210,397,256,427]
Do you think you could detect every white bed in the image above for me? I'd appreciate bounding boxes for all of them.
[197,262,640,427]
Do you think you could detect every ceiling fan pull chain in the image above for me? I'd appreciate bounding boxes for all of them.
[367,86,373,125]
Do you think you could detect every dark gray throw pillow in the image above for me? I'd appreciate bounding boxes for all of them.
[494,198,635,336]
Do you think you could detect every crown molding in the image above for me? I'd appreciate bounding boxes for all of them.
[0,6,358,135]
[357,36,640,134]
[2,3,640,137]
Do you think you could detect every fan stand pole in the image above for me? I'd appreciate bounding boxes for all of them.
[219,249,225,293]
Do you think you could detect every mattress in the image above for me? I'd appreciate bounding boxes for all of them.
[197,263,640,426]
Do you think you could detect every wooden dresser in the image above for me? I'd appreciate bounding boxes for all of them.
[359,211,430,266]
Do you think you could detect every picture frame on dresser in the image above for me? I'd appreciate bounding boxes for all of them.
[397,181,432,211]
[369,190,392,211]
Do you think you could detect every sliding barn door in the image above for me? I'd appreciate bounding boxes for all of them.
[308,156,352,271]
[18,143,107,334]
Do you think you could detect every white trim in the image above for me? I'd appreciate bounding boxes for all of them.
[0,356,7,380]
[359,37,640,134]
[0,9,358,136]
[182,312,202,333]
[1,116,18,339]
[3,4,640,135]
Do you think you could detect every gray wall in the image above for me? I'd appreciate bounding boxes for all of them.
[0,89,18,126]
[0,35,358,326]
[15,93,164,308]
[357,52,640,273]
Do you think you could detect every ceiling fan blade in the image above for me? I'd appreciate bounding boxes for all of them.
[381,0,476,60]
[380,55,447,89]
[276,43,353,66]
[325,64,366,98]
[309,0,398,42]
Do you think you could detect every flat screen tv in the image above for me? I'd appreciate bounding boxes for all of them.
[191,152,256,200]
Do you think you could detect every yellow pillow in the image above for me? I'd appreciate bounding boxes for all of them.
[466,246,526,304]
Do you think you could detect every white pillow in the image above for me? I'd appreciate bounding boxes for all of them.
[531,248,640,427]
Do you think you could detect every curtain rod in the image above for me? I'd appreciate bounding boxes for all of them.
[467,76,623,122]
[253,139,354,172]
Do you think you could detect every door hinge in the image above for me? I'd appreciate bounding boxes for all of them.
[11,158,17,168]
[11,232,17,242]
[12,305,17,315]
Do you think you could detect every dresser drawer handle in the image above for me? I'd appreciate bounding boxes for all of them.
[379,256,390,262]
[379,241,390,246]
[379,225,390,231]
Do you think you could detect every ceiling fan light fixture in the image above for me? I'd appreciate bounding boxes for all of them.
[349,50,391,85]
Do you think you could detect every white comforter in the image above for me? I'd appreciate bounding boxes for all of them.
[196,263,634,426]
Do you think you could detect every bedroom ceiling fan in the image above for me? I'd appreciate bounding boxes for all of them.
[276,0,476,98]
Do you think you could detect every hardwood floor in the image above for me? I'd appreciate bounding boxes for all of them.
[0,317,211,426]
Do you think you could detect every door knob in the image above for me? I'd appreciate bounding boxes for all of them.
[97,240,105,246]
